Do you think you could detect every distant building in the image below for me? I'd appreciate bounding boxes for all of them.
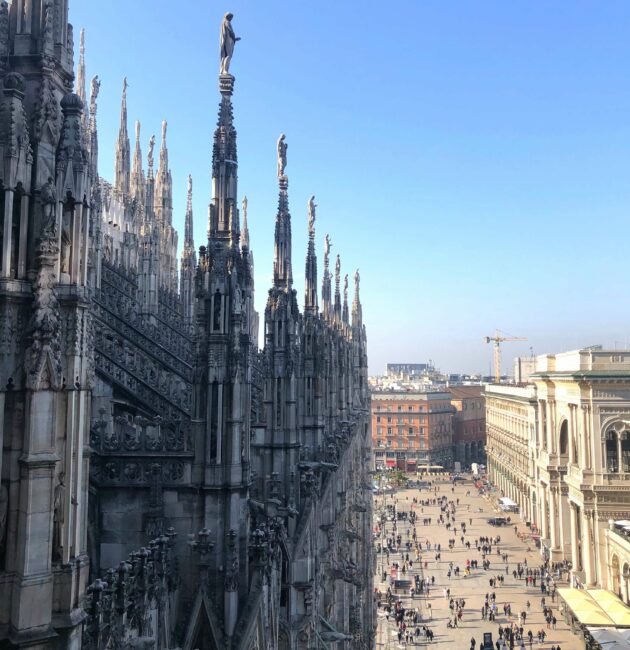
[487,346,630,596]
[371,390,454,471]
[514,356,536,383]
[449,386,486,466]
[386,363,432,378]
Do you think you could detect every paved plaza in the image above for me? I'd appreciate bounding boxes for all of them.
[374,476,579,649]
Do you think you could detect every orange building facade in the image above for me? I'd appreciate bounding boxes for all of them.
[371,391,454,471]
[449,386,486,467]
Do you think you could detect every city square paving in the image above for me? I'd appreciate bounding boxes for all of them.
[373,475,579,649]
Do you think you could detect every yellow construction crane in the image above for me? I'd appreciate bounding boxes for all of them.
[484,330,527,383]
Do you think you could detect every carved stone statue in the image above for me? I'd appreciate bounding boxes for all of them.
[242,195,247,219]
[90,75,100,106]
[343,274,348,300]
[40,177,57,236]
[335,254,340,279]
[308,195,316,237]
[354,268,360,292]
[60,198,72,274]
[324,234,331,266]
[277,133,287,178]
[53,473,65,561]
[219,12,240,75]
[147,134,156,169]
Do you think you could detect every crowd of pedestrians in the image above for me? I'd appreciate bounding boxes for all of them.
[374,474,571,648]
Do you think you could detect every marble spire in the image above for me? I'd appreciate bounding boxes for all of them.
[241,196,250,249]
[342,273,349,324]
[322,234,332,321]
[333,254,341,323]
[114,77,131,194]
[352,269,362,328]
[272,134,292,290]
[130,120,144,201]
[184,174,194,250]
[304,195,318,313]
[76,28,87,132]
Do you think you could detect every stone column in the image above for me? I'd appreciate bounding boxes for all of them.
[17,194,28,279]
[549,487,559,549]
[582,511,594,585]
[540,486,549,540]
[1,189,14,277]
[569,503,579,571]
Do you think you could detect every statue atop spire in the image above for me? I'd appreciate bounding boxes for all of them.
[277,133,287,179]
[90,75,100,112]
[308,195,316,239]
[273,134,292,289]
[304,196,318,313]
[114,76,131,194]
[147,134,156,174]
[219,13,240,76]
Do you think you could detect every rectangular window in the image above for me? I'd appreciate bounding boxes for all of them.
[408,405,413,411]
[377,426,382,434]
[397,405,402,412]
[408,428,413,435]
[387,427,392,435]
[376,416,381,423]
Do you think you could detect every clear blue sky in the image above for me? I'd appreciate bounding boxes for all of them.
[72,1,630,376]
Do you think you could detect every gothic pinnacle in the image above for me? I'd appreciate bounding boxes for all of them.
[185,174,194,248]
[241,196,250,249]
[305,195,318,313]
[114,77,130,194]
[77,28,87,131]
[272,133,292,289]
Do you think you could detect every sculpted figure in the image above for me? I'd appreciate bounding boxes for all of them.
[60,194,72,273]
[52,473,66,561]
[308,195,316,236]
[219,12,240,75]
[344,274,348,300]
[324,234,331,267]
[354,268,360,291]
[277,133,287,178]
[89,75,100,108]
[242,195,247,219]
[147,134,156,169]
[40,177,57,236]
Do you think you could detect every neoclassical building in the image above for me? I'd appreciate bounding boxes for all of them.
[487,347,630,595]
[0,3,373,649]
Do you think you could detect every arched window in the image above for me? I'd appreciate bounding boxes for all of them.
[606,430,619,473]
[559,421,568,457]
